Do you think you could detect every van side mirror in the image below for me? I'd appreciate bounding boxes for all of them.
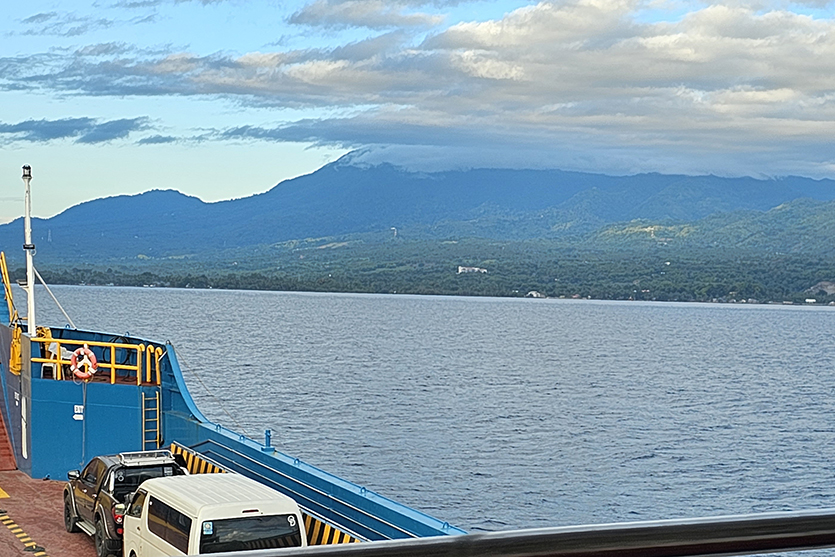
[68,470,80,481]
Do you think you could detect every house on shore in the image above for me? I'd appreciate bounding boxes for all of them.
[457,266,487,274]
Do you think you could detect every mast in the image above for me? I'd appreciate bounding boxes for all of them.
[22,165,35,335]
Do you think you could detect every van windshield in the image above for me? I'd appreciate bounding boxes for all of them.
[199,514,302,553]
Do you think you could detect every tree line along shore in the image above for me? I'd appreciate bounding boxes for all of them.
[8,241,835,305]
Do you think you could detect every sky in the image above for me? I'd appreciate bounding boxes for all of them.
[1,0,834,222]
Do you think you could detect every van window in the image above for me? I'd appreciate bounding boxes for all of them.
[148,496,192,553]
[128,490,147,518]
[199,514,302,553]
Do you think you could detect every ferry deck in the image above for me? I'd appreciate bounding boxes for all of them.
[0,470,94,557]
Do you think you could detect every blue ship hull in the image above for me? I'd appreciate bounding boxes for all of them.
[0,322,466,543]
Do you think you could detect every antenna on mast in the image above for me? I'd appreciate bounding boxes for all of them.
[22,165,36,336]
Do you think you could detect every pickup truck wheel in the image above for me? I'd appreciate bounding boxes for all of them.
[63,496,80,533]
[95,520,113,557]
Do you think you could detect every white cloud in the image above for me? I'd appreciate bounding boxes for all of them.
[19,11,116,36]
[2,0,834,176]
[289,0,445,29]
[0,117,151,144]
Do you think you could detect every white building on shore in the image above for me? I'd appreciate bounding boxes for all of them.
[457,266,487,274]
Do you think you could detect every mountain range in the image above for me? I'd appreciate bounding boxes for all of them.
[2,156,835,266]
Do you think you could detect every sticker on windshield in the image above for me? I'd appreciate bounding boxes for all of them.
[288,516,296,527]
[116,471,125,482]
[164,467,173,476]
[203,522,214,536]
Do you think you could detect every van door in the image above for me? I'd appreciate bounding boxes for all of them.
[123,489,147,557]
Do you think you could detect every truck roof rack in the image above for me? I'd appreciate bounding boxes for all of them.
[118,450,175,466]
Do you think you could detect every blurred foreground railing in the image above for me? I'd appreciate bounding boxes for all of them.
[206,508,835,557]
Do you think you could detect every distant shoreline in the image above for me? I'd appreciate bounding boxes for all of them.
[6,239,835,307]
[14,272,835,307]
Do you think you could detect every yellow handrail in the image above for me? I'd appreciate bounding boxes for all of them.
[138,344,143,385]
[137,344,161,386]
[154,347,163,385]
[4,253,23,374]
[0,252,16,325]
[30,337,162,385]
[146,344,153,384]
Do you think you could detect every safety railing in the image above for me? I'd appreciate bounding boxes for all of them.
[1,252,17,325]
[140,343,164,385]
[30,336,162,385]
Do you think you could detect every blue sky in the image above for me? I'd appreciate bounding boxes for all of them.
[1,0,834,222]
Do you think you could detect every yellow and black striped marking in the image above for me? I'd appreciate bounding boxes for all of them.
[304,514,360,545]
[170,442,229,474]
[169,442,362,545]
[0,511,47,556]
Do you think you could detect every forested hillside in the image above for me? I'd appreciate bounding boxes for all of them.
[1,160,834,263]
[2,159,834,302]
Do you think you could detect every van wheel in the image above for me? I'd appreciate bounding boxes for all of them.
[64,496,80,533]
[95,520,112,557]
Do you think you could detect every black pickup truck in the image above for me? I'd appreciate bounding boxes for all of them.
[63,450,187,557]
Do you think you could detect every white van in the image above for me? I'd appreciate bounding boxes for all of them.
[122,473,307,556]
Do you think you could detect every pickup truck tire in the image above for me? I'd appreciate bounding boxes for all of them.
[64,496,80,533]
[95,519,113,557]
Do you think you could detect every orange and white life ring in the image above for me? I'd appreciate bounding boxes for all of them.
[71,344,98,380]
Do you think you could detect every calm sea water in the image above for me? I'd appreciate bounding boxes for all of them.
[18,286,835,535]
